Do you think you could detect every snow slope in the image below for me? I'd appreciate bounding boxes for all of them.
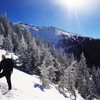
[0,69,85,100]
[0,49,84,100]
[0,69,67,100]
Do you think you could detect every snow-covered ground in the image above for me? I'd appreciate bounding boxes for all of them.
[0,49,84,100]
[0,49,18,61]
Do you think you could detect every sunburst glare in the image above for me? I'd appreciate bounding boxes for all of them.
[53,0,99,28]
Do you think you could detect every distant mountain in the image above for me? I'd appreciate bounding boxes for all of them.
[18,23,100,67]
[17,23,92,50]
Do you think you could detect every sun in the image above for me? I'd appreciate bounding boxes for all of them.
[55,0,89,26]
[57,0,87,11]
[66,0,82,9]
[53,0,97,27]
[54,0,98,15]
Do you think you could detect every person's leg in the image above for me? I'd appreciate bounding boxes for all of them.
[5,74,12,90]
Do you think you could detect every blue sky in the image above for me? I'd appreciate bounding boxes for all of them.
[0,0,100,38]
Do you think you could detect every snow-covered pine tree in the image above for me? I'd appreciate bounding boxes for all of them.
[92,66,100,96]
[17,36,27,54]
[39,60,50,89]
[3,34,13,52]
[0,22,5,34]
[58,57,77,99]
[75,53,94,99]
[0,34,4,46]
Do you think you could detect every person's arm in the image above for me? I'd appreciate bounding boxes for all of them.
[0,61,3,72]
[0,60,6,72]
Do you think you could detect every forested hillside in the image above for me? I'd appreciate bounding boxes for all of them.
[0,15,100,99]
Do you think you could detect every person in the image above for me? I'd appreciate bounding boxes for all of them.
[0,55,14,90]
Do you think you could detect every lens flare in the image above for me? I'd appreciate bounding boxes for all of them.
[59,0,86,10]
[53,0,99,28]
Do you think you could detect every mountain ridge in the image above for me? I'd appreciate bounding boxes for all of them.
[18,22,94,39]
[17,23,92,49]
[18,22,93,38]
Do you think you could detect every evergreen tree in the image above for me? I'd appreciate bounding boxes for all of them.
[0,23,5,34]
[39,60,50,88]
[3,34,13,52]
[58,59,77,99]
[0,34,4,46]
[92,66,100,95]
[75,53,94,99]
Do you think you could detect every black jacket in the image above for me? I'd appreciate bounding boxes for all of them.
[0,58,14,74]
